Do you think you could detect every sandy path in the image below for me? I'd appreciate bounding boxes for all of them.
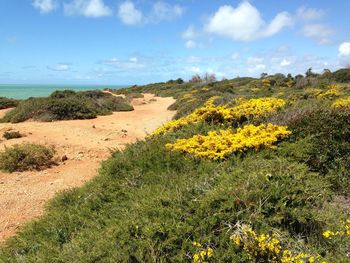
[0,94,175,242]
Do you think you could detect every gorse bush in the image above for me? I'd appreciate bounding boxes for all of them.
[231,224,324,263]
[0,143,55,172]
[332,96,350,108]
[151,97,286,136]
[0,90,134,123]
[166,124,291,160]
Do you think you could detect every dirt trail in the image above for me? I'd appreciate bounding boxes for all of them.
[0,94,175,242]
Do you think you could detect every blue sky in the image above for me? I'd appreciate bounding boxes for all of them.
[1,0,350,85]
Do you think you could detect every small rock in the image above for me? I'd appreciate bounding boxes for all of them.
[92,125,96,128]
[104,138,110,141]
[121,129,128,133]
[61,155,68,162]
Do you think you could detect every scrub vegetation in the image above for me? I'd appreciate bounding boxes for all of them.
[1,68,350,262]
[0,90,134,123]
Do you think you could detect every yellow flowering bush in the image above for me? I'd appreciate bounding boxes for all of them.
[323,218,350,239]
[150,97,286,136]
[262,79,271,88]
[304,88,323,98]
[192,242,214,263]
[166,124,291,160]
[317,84,342,99]
[231,224,325,263]
[224,97,286,122]
[331,97,350,108]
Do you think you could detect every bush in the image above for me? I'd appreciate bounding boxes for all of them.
[3,131,22,140]
[0,97,19,110]
[270,104,350,195]
[1,90,134,123]
[332,68,350,83]
[0,143,55,172]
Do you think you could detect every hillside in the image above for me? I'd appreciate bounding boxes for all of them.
[1,69,350,262]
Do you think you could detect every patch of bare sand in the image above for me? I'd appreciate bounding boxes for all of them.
[0,94,175,242]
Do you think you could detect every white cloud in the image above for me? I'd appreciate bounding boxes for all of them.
[185,40,197,49]
[246,56,266,73]
[101,57,145,70]
[339,42,350,57]
[248,64,266,73]
[118,1,143,25]
[182,26,198,40]
[302,23,333,45]
[64,0,112,17]
[47,63,71,71]
[32,0,58,14]
[129,57,138,63]
[151,1,184,22]
[262,12,293,37]
[297,7,325,20]
[205,2,292,41]
[280,59,291,67]
[188,66,202,74]
[247,57,264,65]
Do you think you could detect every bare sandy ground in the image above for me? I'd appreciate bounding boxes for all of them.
[0,94,175,242]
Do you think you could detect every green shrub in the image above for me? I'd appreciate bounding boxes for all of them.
[269,103,350,195]
[0,90,134,123]
[0,97,19,109]
[332,68,350,83]
[3,131,22,140]
[0,143,55,172]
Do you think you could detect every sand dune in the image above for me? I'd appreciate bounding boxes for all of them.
[0,94,175,242]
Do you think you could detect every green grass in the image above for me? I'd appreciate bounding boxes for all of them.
[1,69,350,262]
[0,90,134,123]
[0,143,55,172]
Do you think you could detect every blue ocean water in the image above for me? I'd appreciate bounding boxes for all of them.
[0,84,129,100]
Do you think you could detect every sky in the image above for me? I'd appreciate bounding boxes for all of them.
[1,0,350,85]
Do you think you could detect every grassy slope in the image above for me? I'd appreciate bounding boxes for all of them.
[1,71,350,262]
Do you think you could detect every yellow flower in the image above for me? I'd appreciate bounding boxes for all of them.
[232,224,325,263]
[150,97,286,136]
[207,248,214,258]
[332,97,350,108]
[166,124,291,160]
[322,230,334,239]
[192,241,202,247]
[193,253,200,262]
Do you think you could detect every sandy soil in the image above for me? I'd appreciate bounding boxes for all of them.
[0,94,175,242]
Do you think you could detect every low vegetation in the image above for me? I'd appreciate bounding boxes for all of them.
[0,90,134,123]
[1,68,350,262]
[0,143,55,172]
[2,130,22,140]
[0,97,19,110]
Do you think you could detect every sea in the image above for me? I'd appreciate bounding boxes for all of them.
[0,84,129,100]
